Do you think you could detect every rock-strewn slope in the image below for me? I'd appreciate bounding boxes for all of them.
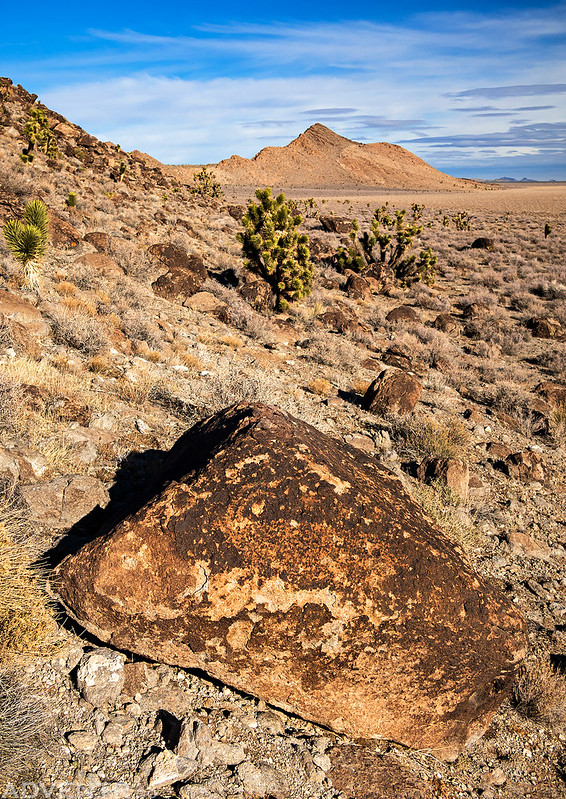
[53,402,527,761]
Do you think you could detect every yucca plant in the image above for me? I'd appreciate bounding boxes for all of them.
[3,200,49,289]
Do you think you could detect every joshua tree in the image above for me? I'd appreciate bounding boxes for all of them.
[191,166,223,200]
[237,188,313,310]
[336,204,437,288]
[21,107,59,163]
[3,200,49,289]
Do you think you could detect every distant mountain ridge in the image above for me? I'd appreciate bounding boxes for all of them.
[164,124,481,191]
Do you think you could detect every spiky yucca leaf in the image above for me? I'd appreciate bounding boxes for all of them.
[23,199,49,238]
[3,221,46,267]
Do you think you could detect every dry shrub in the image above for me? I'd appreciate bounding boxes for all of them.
[54,280,77,296]
[88,354,121,377]
[0,375,22,435]
[60,296,98,317]
[513,659,566,726]
[391,414,470,460]
[307,378,333,397]
[550,402,566,445]
[49,308,109,354]
[121,309,162,349]
[0,491,57,664]
[0,669,50,785]
[410,480,476,550]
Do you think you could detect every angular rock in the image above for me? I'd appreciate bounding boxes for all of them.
[21,475,109,528]
[417,457,470,502]
[149,244,207,300]
[526,316,563,339]
[148,750,199,790]
[364,368,422,415]
[49,212,81,248]
[386,305,420,324]
[471,237,494,251]
[505,450,546,482]
[83,231,112,252]
[76,648,126,707]
[237,762,289,798]
[344,271,371,301]
[52,403,527,760]
[433,313,459,335]
[240,279,274,312]
[319,307,359,335]
[328,745,433,799]
[320,215,351,234]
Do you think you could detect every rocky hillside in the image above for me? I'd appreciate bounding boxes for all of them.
[0,78,565,798]
[162,124,480,190]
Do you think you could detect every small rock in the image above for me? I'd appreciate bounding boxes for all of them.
[76,648,126,708]
[66,730,98,753]
[237,762,289,798]
[148,750,199,790]
[417,457,469,502]
[102,722,124,747]
[256,710,285,735]
[95,784,134,799]
[313,752,332,771]
[135,418,151,434]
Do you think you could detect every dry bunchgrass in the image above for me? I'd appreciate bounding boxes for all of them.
[0,492,57,664]
[409,479,476,550]
[49,308,109,354]
[391,414,471,460]
[513,658,566,726]
[307,377,333,396]
[550,402,566,446]
[0,668,50,785]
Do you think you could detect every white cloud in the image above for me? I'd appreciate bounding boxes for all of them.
[24,6,566,176]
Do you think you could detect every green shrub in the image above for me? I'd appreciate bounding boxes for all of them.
[66,192,77,208]
[191,166,223,200]
[336,203,437,287]
[237,188,313,311]
[3,199,49,289]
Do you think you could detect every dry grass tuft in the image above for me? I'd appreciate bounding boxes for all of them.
[0,491,57,663]
[391,414,471,460]
[410,479,476,550]
[513,658,566,726]
[550,402,566,446]
[0,668,50,785]
[307,378,333,396]
[49,308,109,354]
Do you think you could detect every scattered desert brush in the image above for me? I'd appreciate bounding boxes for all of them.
[391,414,471,460]
[0,668,50,785]
[513,658,566,727]
[0,490,57,664]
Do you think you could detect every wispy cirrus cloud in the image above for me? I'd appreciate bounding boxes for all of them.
[14,4,564,178]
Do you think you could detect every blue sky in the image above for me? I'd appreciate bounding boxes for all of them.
[2,1,565,179]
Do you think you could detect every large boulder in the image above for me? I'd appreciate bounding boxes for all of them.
[364,368,422,415]
[51,403,527,761]
[149,243,207,300]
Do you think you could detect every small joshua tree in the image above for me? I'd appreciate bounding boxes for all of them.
[191,166,224,200]
[21,107,59,163]
[336,204,437,288]
[3,200,49,289]
[544,222,552,239]
[237,188,313,311]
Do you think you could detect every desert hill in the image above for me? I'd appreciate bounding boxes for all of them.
[165,123,479,190]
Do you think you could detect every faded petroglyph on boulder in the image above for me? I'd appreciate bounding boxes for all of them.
[52,403,527,760]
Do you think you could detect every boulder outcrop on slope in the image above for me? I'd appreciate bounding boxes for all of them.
[52,403,527,760]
